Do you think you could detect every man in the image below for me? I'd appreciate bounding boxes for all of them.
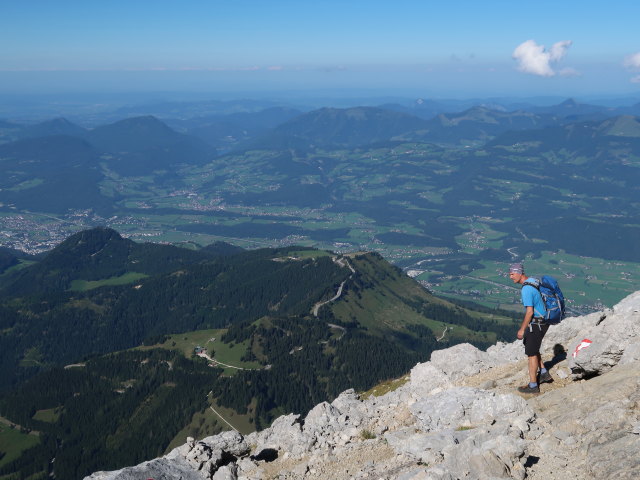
[509,263,553,394]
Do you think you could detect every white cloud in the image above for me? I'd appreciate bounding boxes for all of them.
[624,52,640,69]
[549,40,572,61]
[623,52,640,82]
[512,39,573,77]
[559,67,581,77]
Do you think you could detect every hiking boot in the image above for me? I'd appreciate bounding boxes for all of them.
[539,370,554,384]
[517,384,540,394]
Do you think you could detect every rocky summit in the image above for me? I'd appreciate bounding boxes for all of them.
[86,292,640,480]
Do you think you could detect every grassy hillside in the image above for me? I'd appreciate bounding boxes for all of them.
[331,252,517,347]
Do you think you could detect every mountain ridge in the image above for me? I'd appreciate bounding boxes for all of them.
[18,117,87,140]
[272,106,427,147]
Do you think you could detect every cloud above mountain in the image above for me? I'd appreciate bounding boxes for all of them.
[624,52,640,69]
[512,40,573,77]
[624,52,640,83]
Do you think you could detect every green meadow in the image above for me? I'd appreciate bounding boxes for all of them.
[19,347,43,368]
[32,407,62,423]
[140,329,261,374]
[0,423,40,469]
[69,272,148,292]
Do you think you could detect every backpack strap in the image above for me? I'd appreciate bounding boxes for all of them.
[521,277,546,325]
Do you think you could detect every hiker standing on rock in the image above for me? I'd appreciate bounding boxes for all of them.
[509,263,553,394]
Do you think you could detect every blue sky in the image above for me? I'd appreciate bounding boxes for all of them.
[1,0,639,98]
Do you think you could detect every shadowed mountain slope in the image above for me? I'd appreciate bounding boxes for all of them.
[527,97,617,118]
[83,116,214,175]
[403,106,558,144]
[0,246,31,274]
[18,118,86,140]
[271,107,427,147]
[182,106,304,146]
[488,115,640,153]
[0,135,109,213]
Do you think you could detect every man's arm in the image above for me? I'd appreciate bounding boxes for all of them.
[517,306,534,340]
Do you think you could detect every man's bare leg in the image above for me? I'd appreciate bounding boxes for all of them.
[537,353,543,374]
[528,355,540,384]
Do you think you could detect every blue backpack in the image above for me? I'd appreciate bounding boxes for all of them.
[523,275,566,324]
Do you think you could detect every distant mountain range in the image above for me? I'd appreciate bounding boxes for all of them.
[270,106,426,148]
[400,106,556,145]
[524,97,640,120]
[488,115,640,153]
[2,97,640,152]
[169,106,303,150]
[246,101,640,148]
[0,100,639,312]
[0,115,216,212]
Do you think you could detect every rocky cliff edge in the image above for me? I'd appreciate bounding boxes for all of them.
[86,291,640,480]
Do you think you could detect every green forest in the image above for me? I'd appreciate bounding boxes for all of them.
[0,228,519,479]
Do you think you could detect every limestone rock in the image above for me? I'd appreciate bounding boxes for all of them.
[429,343,499,381]
[408,362,452,398]
[200,430,250,457]
[85,458,202,480]
[250,413,309,456]
[385,428,455,464]
[613,290,640,316]
[567,293,640,378]
[530,360,640,479]
[410,387,533,432]
[396,468,432,480]
[620,341,640,365]
[303,401,341,435]
[212,463,238,480]
[486,341,523,364]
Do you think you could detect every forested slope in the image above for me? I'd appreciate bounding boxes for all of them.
[0,228,519,479]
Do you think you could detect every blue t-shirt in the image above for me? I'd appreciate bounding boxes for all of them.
[521,284,546,318]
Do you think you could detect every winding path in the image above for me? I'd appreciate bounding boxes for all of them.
[313,280,347,316]
[206,391,241,433]
[208,405,240,433]
[436,326,450,342]
[311,256,355,317]
[327,323,346,340]
[197,352,247,370]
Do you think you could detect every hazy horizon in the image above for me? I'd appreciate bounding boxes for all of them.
[2,1,639,100]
